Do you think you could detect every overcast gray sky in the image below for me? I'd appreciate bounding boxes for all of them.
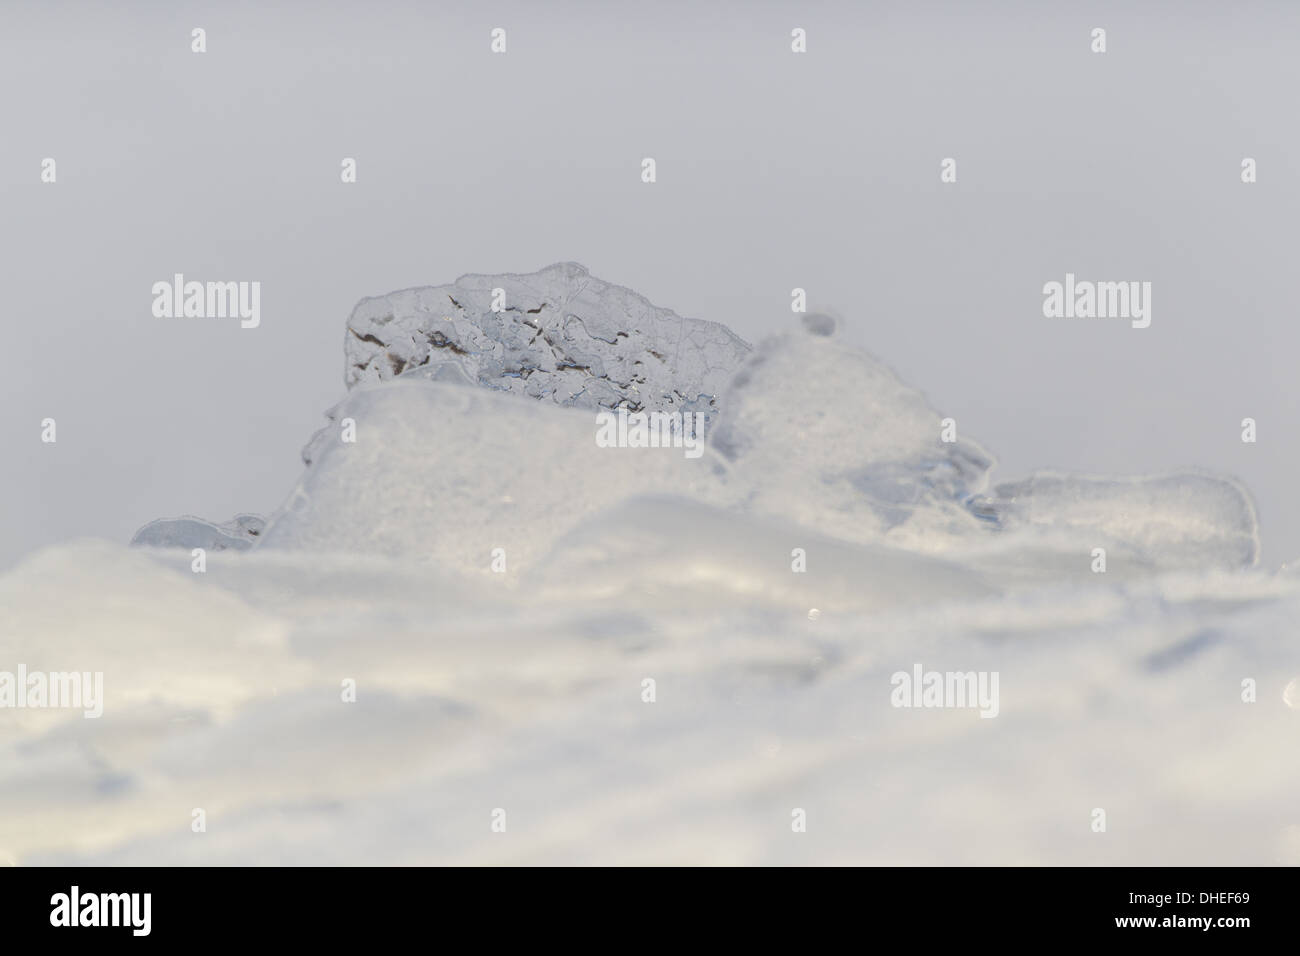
[3,0,1299,569]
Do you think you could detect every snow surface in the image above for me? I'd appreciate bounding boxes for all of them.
[7,270,1295,865]
[3,535,1298,865]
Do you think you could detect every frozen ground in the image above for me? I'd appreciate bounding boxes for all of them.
[3,272,1297,865]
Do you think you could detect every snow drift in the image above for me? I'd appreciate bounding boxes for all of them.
[2,265,1290,866]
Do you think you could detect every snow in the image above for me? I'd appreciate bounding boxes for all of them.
[12,268,1292,865]
[3,536,1297,865]
[259,380,737,570]
[263,321,1260,578]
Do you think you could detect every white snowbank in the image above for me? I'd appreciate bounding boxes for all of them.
[2,536,1298,865]
[258,328,1260,582]
[7,314,1284,866]
[258,379,737,570]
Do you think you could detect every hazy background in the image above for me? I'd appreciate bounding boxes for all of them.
[3,0,1298,570]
